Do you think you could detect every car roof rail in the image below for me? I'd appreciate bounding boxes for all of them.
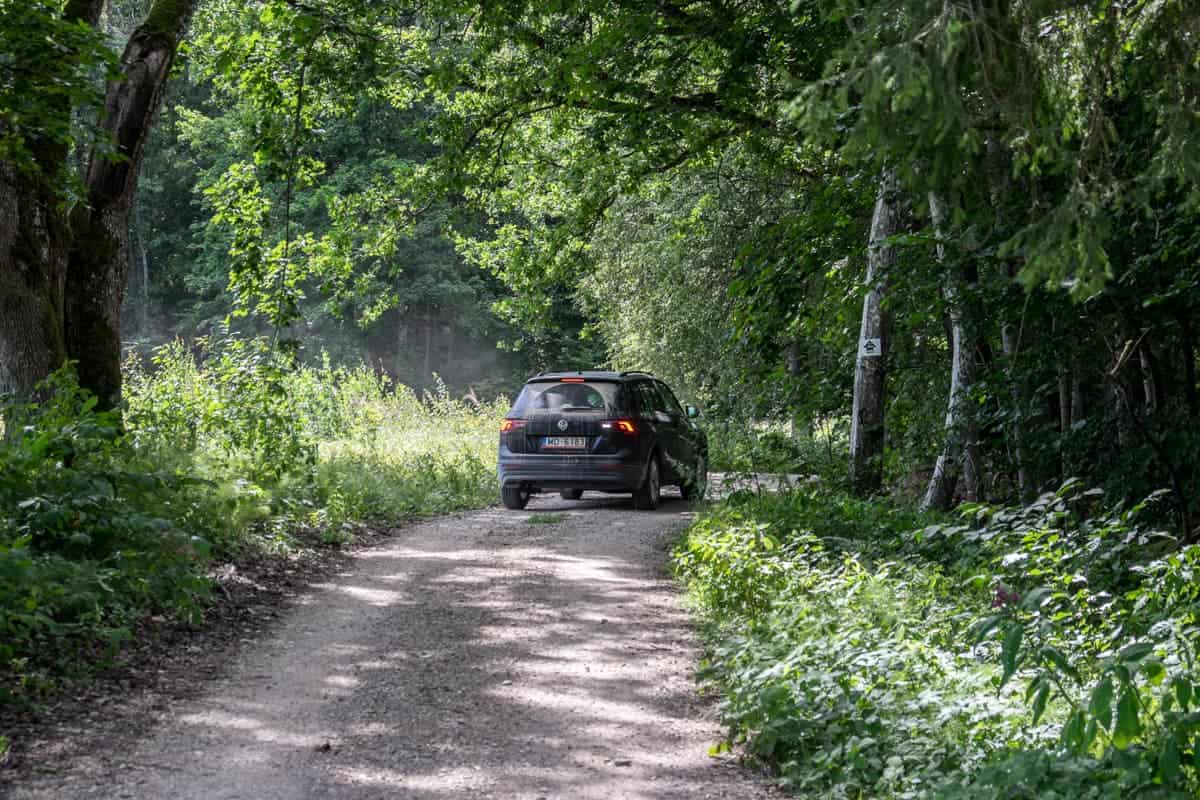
[534,369,590,378]
[619,370,655,377]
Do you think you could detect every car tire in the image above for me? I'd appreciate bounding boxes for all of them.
[560,489,583,500]
[680,455,707,501]
[501,486,532,510]
[632,454,661,510]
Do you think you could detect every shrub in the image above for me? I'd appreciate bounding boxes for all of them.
[675,483,1200,798]
[676,496,1027,797]
[125,338,504,543]
[1,369,210,701]
[706,417,847,482]
[931,484,1200,795]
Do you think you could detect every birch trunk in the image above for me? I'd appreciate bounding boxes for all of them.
[922,193,980,510]
[850,170,901,495]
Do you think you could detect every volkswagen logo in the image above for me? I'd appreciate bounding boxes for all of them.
[557,418,569,431]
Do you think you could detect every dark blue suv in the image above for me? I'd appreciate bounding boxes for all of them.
[497,371,708,510]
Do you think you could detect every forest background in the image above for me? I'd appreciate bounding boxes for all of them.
[3,0,1200,797]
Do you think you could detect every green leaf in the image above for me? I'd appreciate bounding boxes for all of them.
[1060,709,1086,752]
[971,613,1005,645]
[190,536,211,560]
[1089,676,1114,731]
[1172,676,1192,710]
[1140,659,1165,686]
[1159,736,1181,783]
[1019,586,1051,611]
[707,741,731,756]
[1041,645,1079,683]
[1113,687,1142,749]
[1031,678,1050,725]
[1082,718,1099,750]
[1117,642,1153,663]
[1000,624,1023,688]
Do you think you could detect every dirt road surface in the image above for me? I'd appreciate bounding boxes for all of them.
[6,492,783,800]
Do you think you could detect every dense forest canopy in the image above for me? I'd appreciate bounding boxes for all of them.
[4,0,1198,511]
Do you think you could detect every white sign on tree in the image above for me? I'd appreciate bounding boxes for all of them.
[860,338,882,358]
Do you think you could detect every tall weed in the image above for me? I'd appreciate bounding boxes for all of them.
[2,340,503,705]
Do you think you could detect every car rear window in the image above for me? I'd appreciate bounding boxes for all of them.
[510,381,622,415]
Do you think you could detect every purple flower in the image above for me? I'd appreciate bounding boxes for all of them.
[992,586,1021,608]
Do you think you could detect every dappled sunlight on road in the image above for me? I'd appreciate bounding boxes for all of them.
[16,493,779,800]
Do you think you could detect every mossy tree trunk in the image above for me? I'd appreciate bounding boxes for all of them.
[0,163,70,402]
[66,0,196,408]
[0,0,101,402]
[0,0,195,407]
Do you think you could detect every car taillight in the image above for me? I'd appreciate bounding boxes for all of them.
[602,419,637,434]
[500,419,527,432]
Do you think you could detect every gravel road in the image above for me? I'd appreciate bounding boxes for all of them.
[7,492,782,800]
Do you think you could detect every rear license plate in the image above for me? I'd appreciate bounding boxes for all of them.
[542,436,588,450]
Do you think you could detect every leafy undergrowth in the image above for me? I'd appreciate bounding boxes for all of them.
[706,418,847,481]
[675,486,1200,798]
[1,339,502,706]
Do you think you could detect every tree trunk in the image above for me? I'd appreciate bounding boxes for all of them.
[1058,376,1070,432]
[1108,335,1136,448]
[1000,289,1033,501]
[1071,367,1086,426]
[127,200,151,336]
[0,1,105,401]
[0,163,70,401]
[1,0,194,407]
[423,310,433,377]
[64,0,197,409]
[850,170,902,495]
[922,193,980,510]
[1181,313,1198,418]
[1139,341,1158,412]
[140,220,151,332]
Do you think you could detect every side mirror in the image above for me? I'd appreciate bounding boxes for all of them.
[686,405,701,419]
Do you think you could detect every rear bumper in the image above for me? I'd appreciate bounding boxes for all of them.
[498,451,644,492]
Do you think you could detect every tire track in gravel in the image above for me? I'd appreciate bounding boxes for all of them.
[7,492,783,800]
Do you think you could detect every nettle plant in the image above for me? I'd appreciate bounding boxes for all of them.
[939,482,1200,792]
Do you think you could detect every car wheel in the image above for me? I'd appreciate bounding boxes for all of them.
[501,486,531,510]
[632,454,661,510]
[680,455,707,501]
[560,488,583,500]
